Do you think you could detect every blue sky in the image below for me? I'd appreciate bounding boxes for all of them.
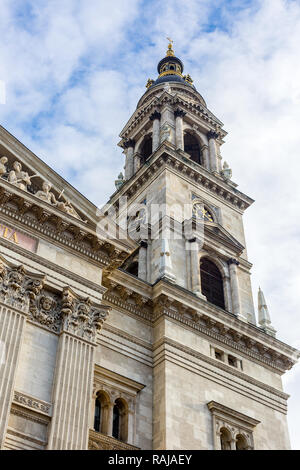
[1,0,300,449]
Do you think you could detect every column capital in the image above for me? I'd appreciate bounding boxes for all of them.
[174,108,186,118]
[207,130,219,140]
[123,138,135,149]
[227,258,240,266]
[149,111,161,121]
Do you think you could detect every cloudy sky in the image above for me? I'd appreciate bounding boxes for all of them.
[0,0,299,449]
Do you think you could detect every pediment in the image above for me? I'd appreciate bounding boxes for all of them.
[0,125,137,261]
[204,223,244,255]
[0,125,92,224]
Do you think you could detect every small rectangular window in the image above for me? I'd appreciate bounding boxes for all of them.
[228,355,238,367]
[215,349,224,361]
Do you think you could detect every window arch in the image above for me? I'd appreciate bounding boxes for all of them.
[220,427,232,450]
[184,132,202,164]
[112,398,128,442]
[140,135,152,164]
[236,434,248,450]
[200,258,225,309]
[94,391,110,434]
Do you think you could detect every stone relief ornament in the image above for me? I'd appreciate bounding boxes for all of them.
[160,123,172,143]
[0,156,8,177]
[61,287,110,341]
[35,181,58,205]
[8,161,36,191]
[0,261,28,310]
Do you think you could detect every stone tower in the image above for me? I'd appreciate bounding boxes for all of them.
[0,43,298,451]
[103,42,299,449]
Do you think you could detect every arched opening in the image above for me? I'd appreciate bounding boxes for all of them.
[220,427,232,450]
[200,258,225,309]
[94,391,110,434]
[184,133,202,164]
[126,261,139,277]
[94,396,101,432]
[112,398,128,442]
[140,135,152,164]
[236,434,248,450]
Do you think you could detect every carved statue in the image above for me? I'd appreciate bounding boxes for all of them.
[115,172,124,190]
[8,161,32,191]
[160,123,172,143]
[56,192,81,219]
[0,156,8,177]
[221,161,232,181]
[35,181,58,205]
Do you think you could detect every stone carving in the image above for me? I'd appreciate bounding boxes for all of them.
[36,181,81,220]
[221,161,232,181]
[0,156,8,177]
[160,123,172,143]
[115,172,124,190]
[0,261,28,310]
[13,391,51,416]
[8,161,34,191]
[35,181,57,205]
[61,287,110,341]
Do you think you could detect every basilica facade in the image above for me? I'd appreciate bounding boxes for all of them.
[0,43,298,450]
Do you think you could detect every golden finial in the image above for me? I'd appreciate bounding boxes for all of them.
[166,37,175,57]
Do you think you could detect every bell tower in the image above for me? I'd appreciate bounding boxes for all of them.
[110,41,258,326]
[104,42,299,450]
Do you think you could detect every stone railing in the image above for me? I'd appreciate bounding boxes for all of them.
[88,429,140,450]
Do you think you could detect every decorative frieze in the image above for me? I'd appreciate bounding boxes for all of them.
[13,391,52,416]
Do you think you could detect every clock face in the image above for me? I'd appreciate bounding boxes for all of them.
[192,202,214,222]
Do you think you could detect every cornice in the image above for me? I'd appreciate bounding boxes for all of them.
[13,390,52,417]
[120,89,225,141]
[154,337,289,402]
[207,400,261,427]
[0,180,134,273]
[102,273,298,373]
[0,235,106,296]
[110,145,254,212]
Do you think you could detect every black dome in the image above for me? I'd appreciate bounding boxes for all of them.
[153,74,195,88]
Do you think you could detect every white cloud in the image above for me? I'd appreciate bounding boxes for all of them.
[0,0,299,449]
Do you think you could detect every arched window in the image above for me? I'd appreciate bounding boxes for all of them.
[236,434,248,450]
[184,133,202,164]
[140,136,152,164]
[200,258,225,309]
[112,398,128,442]
[220,427,232,450]
[112,404,120,439]
[94,391,110,434]
[94,396,101,432]
[126,261,139,277]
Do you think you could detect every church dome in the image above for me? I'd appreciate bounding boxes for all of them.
[147,41,195,90]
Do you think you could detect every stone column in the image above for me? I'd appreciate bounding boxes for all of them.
[47,287,110,450]
[174,109,186,151]
[201,145,210,170]
[0,304,27,449]
[124,139,135,180]
[133,153,141,173]
[0,264,45,449]
[227,259,243,320]
[159,238,176,282]
[150,111,161,152]
[189,239,206,299]
[106,401,114,437]
[138,241,147,281]
[127,407,135,445]
[207,131,219,173]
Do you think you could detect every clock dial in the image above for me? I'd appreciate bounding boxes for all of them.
[192,203,214,222]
